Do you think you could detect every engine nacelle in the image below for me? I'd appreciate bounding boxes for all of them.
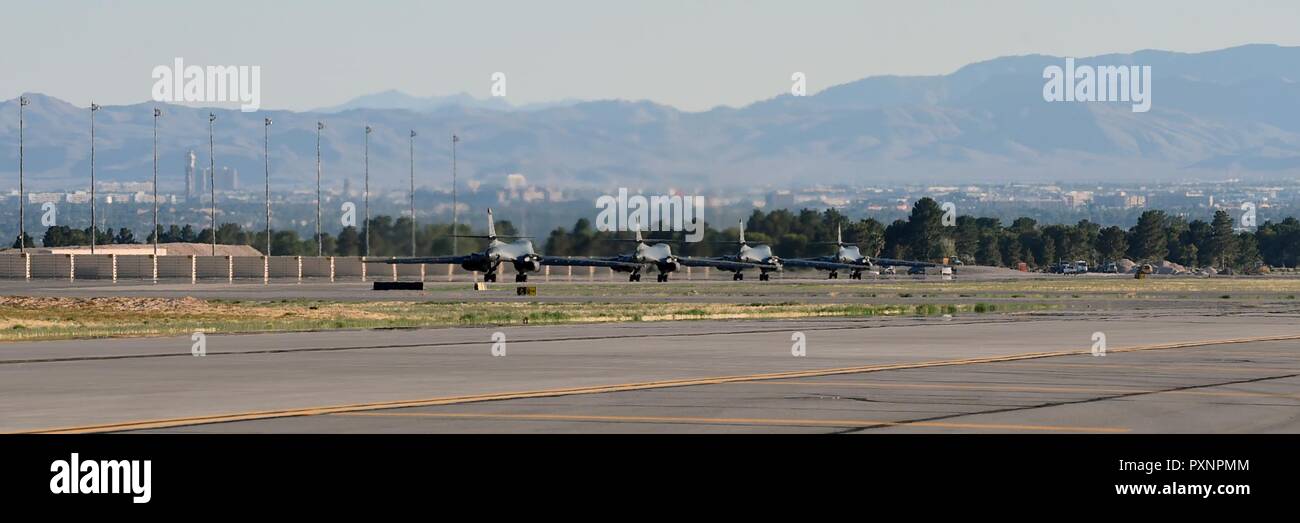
[460,253,493,273]
[513,255,541,274]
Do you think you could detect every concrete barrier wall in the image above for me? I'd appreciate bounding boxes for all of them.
[29,254,73,279]
[301,257,334,279]
[232,256,267,280]
[158,256,195,280]
[364,261,394,281]
[334,257,363,278]
[0,254,29,279]
[74,254,115,280]
[7,254,550,283]
[268,256,301,279]
[395,263,424,279]
[116,255,154,280]
[196,256,232,280]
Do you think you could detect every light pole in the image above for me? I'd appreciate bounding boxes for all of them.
[409,129,417,257]
[89,103,100,253]
[316,122,325,256]
[364,125,372,258]
[263,117,272,256]
[208,113,216,255]
[452,133,459,255]
[152,107,162,256]
[18,96,29,252]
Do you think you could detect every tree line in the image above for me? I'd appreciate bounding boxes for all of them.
[19,216,503,257]
[542,198,1300,270]
[14,197,1300,270]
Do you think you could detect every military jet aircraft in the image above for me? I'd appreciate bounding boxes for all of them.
[539,225,682,282]
[680,219,783,281]
[381,208,541,282]
[785,224,942,279]
[783,225,874,279]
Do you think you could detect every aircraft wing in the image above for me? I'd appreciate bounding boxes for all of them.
[539,256,644,271]
[869,257,939,268]
[678,257,779,271]
[377,256,473,265]
[782,258,867,271]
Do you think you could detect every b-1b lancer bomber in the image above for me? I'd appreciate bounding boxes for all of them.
[382,209,542,282]
[784,224,942,279]
[679,220,783,281]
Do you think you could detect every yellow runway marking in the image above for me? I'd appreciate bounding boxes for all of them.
[1001,361,1300,374]
[331,411,1129,433]
[20,333,1300,434]
[753,380,1300,399]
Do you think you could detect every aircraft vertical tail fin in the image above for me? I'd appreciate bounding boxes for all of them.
[633,215,644,243]
[738,219,747,245]
[837,224,843,246]
[487,208,497,239]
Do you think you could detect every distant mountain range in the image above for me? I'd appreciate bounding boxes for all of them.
[3,44,1299,192]
[311,90,583,114]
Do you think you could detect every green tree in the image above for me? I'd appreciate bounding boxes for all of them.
[1096,226,1128,262]
[1128,210,1168,262]
[1208,209,1238,269]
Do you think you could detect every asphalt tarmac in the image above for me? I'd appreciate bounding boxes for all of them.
[4,308,1298,433]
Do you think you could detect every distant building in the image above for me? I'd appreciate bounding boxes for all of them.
[185,150,197,201]
[202,166,240,191]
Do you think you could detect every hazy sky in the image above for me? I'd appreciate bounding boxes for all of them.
[3,0,1298,111]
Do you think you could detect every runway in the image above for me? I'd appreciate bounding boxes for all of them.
[4,309,1299,433]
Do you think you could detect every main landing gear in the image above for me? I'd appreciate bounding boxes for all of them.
[484,272,497,283]
[850,270,863,280]
[828,271,838,279]
[629,271,668,282]
[759,272,771,281]
[515,273,528,283]
[732,272,744,281]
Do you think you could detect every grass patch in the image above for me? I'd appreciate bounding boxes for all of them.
[0,296,1054,343]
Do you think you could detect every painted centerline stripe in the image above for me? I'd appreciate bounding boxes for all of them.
[330,412,1129,433]
[750,380,1300,399]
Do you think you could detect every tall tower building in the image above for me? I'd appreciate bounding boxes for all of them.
[185,150,197,201]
